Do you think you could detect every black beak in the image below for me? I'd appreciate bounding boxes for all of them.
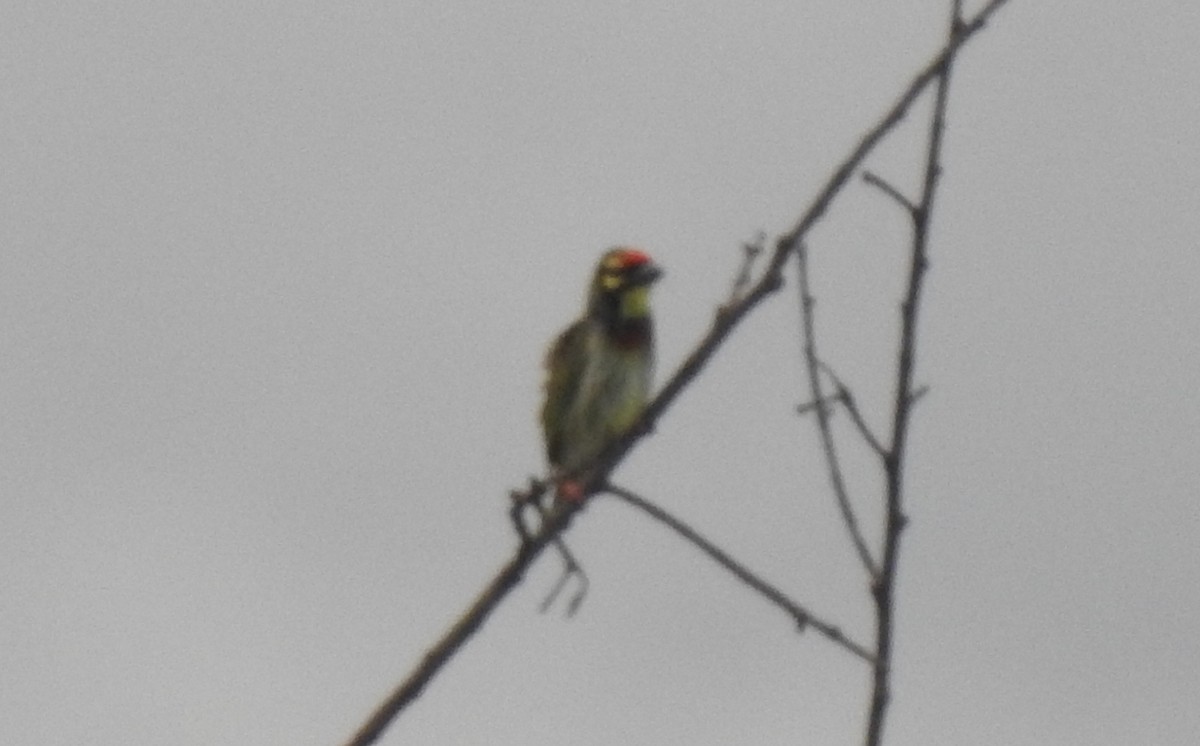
[630,262,663,286]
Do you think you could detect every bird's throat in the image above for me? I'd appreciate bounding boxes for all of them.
[608,317,652,350]
[619,286,651,319]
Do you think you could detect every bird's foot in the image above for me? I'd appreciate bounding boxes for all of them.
[555,478,586,503]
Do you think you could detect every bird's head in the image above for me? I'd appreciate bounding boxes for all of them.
[587,246,663,322]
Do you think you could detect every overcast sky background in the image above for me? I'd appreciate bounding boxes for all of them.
[4,2,1199,745]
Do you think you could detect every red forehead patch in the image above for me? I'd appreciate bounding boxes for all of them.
[613,247,650,267]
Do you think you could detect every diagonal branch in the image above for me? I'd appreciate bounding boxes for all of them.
[341,4,1012,743]
[342,490,584,746]
[585,0,1012,493]
[605,484,874,663]
[797,242,880,578]
[767,0,1012,274]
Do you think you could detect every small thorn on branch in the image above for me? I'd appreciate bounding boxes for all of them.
[909,385,930,407]
[720,232,768,315]
[796,392,839,417]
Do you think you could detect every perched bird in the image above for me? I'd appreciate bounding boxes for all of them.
[540,247,663,501]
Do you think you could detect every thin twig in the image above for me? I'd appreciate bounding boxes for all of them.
[797,242,880,578]
[818,362,888,459]
[604,484,873,663]
[863,1,968,744]
[862,171,917,214]
[795,392,840,417]
[722,232,767,311]
[537,544,588,617]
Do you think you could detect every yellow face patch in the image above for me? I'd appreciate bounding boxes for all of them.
[619,285,651,318]
[601,272,623,291]
[602,253,627,271]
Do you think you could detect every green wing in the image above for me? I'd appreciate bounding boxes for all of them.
[540,320,588,468]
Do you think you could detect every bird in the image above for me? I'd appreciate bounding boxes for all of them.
[540,247,663,501]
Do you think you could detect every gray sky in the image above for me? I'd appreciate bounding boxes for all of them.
[4,2,1199,744]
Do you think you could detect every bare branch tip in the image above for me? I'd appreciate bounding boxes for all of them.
[862,170,918,214]
[724,232,769,307]
[742,231,766,258]
[796,393,837,418]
